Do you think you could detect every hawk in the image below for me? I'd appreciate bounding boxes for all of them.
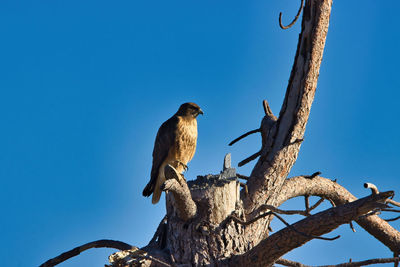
[142,102,203,204]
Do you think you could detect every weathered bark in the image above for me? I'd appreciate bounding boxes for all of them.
[242,0,333,249]
[162,164,197,221]
[163,160,248,266]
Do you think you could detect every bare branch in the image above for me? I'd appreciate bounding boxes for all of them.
[279,0,305,30]
[319,257,400,267]
[277,176,400,254]
[245,0,334,225]
[229,191,393,266]
[276,258,309,267]
[240,182,248,195]
[309,197,325,211]
[349,221,356,233]
[365,182,379,195]
[238,150,261,167]
[388,200,400,208]
[236,173,249,180]
[328,198,336,207]
[229,129,260,146]
[276,257,400,267]
[385,216,400,222]
[250,203,309,217]
[145,216,168,249]
[304,171,322,179]
[39,240,134,267]
[230,212,271,226]
[272,212,340,241]
[109,247,172,267]
[263,99,274,117]
[162,165,197,221]
[230,211,339,241]
[304,195,310,215]
[364,182,400,207]
[382,209,400,213]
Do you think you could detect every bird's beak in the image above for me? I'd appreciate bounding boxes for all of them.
[198,109,204,115]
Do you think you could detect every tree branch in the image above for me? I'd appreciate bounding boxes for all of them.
[245,0,333,218]
[276,257,400,267]
[276,176,400,254]
[39,240,134,267]
[279,0,305,30]
[162,165,197,221]
[228,191,394,267]
[365,182,400,207]
[229,129,260,146]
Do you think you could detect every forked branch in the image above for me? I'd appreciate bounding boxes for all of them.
[228,191,394,266]
[277,176,400,254]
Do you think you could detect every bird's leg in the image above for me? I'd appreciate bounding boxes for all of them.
[174,160,189,172]
[165,164,186,186]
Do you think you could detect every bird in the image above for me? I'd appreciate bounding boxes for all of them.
[142,102,203,204]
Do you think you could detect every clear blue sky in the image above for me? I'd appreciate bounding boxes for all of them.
[1,1,399,266]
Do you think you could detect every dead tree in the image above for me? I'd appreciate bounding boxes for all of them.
[40,0,400,266]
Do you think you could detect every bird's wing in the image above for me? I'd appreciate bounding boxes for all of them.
[142,116,178,197]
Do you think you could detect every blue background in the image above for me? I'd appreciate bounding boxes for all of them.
[1,1,399,266]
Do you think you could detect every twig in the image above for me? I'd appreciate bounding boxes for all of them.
[234,204,309,226]
[252,204,309,217]
[364,183,400,207]
[240,182,248,195]
[288,138,304,146]
[327,198,336,207]
[272,212,340,241]
[136,254,172,267]
[319,257,400,267]
[388,199,400,208]
[276,258,309,267]
[250,197,324,220]
[231,211,339,241]
[279,0,305,30]
[238,150,262,167]
[230,212,272,226]
[309,198,325,211]
[148,215,168,247]
[277,257,400,267]
[39,240,134,267]
[365,183,379,195]
[229,129,260,146]
[305,196,310,215]
[263,99,274,117]
[236,173,249,180]
[304,171,321,179]
[385,216,400,222]
[382,209,400,213]
[349,221,356,232]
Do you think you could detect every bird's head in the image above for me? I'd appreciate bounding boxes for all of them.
[177,102,204,118]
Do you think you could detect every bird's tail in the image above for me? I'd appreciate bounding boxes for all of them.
[142,182,153,197]
[151,175,165,204]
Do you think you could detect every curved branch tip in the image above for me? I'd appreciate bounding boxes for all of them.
[279,0,304,30]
